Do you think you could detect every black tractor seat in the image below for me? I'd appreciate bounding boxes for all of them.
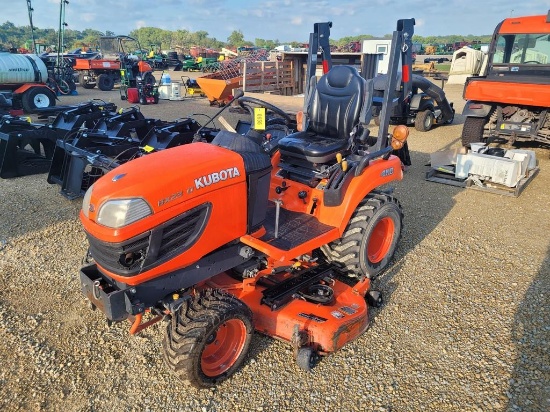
[276,131,350,164]
[278,65,372,169]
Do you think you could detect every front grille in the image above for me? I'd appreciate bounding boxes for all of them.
[87,232,150,275]
[157,206,207,260]
[87,203,211,277]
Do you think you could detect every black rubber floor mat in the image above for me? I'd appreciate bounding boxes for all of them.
[260,202,334,250]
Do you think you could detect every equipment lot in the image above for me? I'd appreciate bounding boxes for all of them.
[0,74,548,411]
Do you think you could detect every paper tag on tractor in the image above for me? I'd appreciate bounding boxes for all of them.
[253,107,266,130]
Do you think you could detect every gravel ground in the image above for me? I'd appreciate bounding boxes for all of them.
[0,73,549,412]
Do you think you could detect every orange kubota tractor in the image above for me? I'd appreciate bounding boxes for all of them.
[78,19,414,387]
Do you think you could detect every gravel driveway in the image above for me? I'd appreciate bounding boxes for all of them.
[0,75,548,411]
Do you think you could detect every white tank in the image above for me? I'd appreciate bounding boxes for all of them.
[0,53,49,85]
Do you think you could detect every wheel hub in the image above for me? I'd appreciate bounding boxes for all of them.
[201,319,247,377]
[367,216,395,264]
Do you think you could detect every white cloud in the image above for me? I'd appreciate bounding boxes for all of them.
[80,13,96,23]
[4,0,550,43]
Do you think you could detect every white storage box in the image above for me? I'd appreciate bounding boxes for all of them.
[505,149,537,170]
[455,153,522,187]
[169,82,184,101]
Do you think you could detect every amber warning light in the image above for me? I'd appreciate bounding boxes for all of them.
[391,125,409,150]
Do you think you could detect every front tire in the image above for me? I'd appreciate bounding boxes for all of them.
[461,116,487,147]
[322,192,403,279]
[97,74,115,91]
[415,109,434,132]
[162,289,253,388]
[79,72,96,89]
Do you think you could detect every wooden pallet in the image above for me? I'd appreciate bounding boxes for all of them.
[241,61,294,95]
[425,167,540,197]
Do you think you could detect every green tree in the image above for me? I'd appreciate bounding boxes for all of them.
[194,30,209,46]
[227,30,245,48]
[255,38,278,50]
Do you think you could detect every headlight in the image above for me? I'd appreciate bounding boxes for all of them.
[97,198,152,228]
[82,184,94,219]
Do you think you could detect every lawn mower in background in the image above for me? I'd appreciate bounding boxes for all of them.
[77,19,413,388]
[143,46,184,71]
[371,69,454,132]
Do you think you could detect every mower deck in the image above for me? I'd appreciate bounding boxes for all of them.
[206,265,370,355]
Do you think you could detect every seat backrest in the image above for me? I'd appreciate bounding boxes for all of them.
[307,65,367,139]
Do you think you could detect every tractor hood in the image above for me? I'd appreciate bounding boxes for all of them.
[80,142,251,281]
[81,142,247,239]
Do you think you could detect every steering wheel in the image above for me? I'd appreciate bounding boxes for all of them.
[523,60,541,64]
[237,96,292,125]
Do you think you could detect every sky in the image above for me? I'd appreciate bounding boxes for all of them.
[3,0,549,42]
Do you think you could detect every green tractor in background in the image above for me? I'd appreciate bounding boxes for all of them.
[144,45,169,70]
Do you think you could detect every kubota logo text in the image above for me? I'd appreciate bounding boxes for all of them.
[195,167,240,189]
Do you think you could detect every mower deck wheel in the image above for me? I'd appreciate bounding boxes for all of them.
[367,290,383,308]
[162,289,253,388]
[296,347,316,372]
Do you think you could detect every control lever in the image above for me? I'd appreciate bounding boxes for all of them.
[274,199,283,239]
[275,180,289,194]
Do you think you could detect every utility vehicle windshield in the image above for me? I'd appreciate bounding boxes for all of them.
[493,33,550,64]
[99,37,141,59]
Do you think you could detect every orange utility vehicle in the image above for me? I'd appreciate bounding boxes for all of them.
[78,20,414,387]
[74,36,155,91]
[461,11,550,147]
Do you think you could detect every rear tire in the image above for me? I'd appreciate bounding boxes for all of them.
[461,116,487,147]
[415,109,434,132]
[97,74,115,91]
[322,192,403,279]
[162,289,253,388]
